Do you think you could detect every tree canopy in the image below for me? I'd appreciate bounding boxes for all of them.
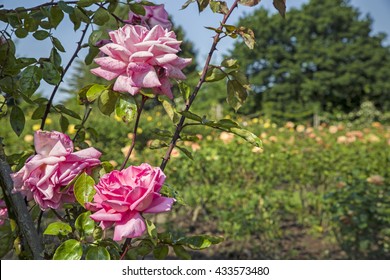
[231,0,390,121]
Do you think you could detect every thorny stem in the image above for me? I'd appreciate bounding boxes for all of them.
[40,23,90,131]
[72,105,93,142]
[159,0,240,171]
[2,1,79,13]
[119,96,148,170]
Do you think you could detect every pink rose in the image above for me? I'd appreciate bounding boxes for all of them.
[0,199,8,226]
[11,130,101,210]
[87,163,174,241]
[90,24,192,99]
[126,4,172,30]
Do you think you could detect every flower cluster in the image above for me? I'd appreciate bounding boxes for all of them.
[11,130,101,210]
[87,163,174,241]
[126,4,172,30]
[91,24,191,99]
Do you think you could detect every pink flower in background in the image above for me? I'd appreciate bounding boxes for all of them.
[11,130,101,210]
[126,4,172,30]
[0,200,8,226]
[87,163,174,241]
[91,24,192,99]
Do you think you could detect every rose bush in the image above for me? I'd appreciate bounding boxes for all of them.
[87,163,174,241]
[91,24,192,99]
[11,130,101,210]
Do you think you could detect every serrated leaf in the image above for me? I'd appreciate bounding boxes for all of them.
[53,239,82,260]
[173,245,191,260]
[19,66,42,96]
[44,222,72,236]
[74,173,96,207]
[75,211,95,236]
[115,95,137,123]
[10,106,25,136]
[98,90,118,116]
[239,0,261,6]
[42,61,61,85]
[273,0,286,18]
[86,246,110,260]
[33,30,50,40]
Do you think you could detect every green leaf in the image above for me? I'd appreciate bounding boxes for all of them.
[159,96,180,124]
[50,47,62,67]
[230,127,262,147]
[226,79,248,111]
[173,245,191,260]
[209,1,229,14]
[51,36,65,52]
[178,235,224,250]
[75,7,91,23]
[93,8,110,25]
[178,111,202,122]
[238,27,255,49]
[149,140,169,150]
[99,161,114,177]
[86,246,110,260]
[115,95,137,123]
[205,66,226,82]
[129,3,146,16]
[55,104,81,120]
[58,1,75,14]
[50,6,64,28]
[153,244,169,260]
[86,84,106,102]
[160,183,186,206]
[53,239,83,260]
[85,46,100,65]
[23,16,38,32]
[75,211,95,237]
[44,222,72,236]
[176,146,194,160]
[182,0,195,10]
[19,66,42,96]
[98,90,118,116]
[74,173,96,207]
[221,58,238,69]
[0,222,13,258]
[42,61,61,85]
[15,28,28,38]
[196,0,210,12]
[88,30,103,46]
[273,0,286,18]
[59,115,69,133]
[77,0,98,8]
[239,0,261,6]
[145,219,157,246]
[31,105,46,120]
[10,106,25,136]
[33,30,50,40]
[178,81,191,102]
[69,9,81,30]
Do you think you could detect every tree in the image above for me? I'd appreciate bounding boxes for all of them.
[231,0,390,122]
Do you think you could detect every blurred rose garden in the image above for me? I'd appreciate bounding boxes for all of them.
[0,0,389,260]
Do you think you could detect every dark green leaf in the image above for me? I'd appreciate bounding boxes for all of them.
[85,46,99,65]
[69,9,81,30]
[59,115,69,133]
[16,57,38,68]
[153,244,169,260]
[178,235,224,250]
[75,7,91,23]
[77,0,98,8]
[53,239,82,260]
[182,0,195,10]
[173,245,191,260]
[273,0,286,18]
[75,211,95,236]
[115,95,137,123]
[55,104,81,120]
[23,16,38,32]
[50,6,64,28]
[44,222,72,236]
[205,67,226,82]
[129,3,146,16]
[51,36,65,52]
[176,146,194,160]
[31,105,46,120]
[19,66,42,96]
[93,8,110,26]
[74,173,96,207]
[86,246,110,260]
[196,0,210,12]
[0,222,13,258]
[10,106,25,136]
[50,47,62,67]
[33,30,50,40]
[42,61,61,85]
[88,30,103,47]
[98,90,118,116]
[58,1,75,14]
[226,79,248,111]
[15,28,28,38]
[179,110,202,122]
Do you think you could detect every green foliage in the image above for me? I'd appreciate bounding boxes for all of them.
[44,222,72,236]
[74,173,96,207]
[53,239,83,260]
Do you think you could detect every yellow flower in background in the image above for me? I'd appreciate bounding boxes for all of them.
[46,118,52,125]
[32,124,40,131]
[263,122,271,129]
[296,125,305,133]
[137,127,143,134]
[68,124,76,134]
[147,116,153,122]
[24,134,33,143]
[252,118,259,124]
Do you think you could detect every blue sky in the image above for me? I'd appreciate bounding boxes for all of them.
[1,0,389,100]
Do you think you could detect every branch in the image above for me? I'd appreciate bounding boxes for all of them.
[2,1,78,13]
[40,23,90,130]
[159,0,240,171]
[0,139,44,259]
[72,105,93,142]
[119,96,147,170]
